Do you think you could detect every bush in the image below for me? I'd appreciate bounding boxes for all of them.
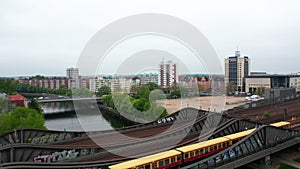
[102,93,168,121]
[0,107,46,135]
[28,99,43,113]
[263,111,270,118]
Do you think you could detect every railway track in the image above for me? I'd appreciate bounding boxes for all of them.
[5,98,300,168]
[53,115,242,163]
[226,97,300,127]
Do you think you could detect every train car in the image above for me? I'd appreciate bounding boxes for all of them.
[176,129,256,164]
[223,129,256,144]
[109,121,290,169]
[175,137,230,164]
[270,121,291,129]
[109,150,182,169]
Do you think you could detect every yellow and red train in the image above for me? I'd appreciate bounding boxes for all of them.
[109,121,290,169]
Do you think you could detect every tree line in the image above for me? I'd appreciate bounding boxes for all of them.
[0,78,71,95]
[100,82,169,121]
[0,98,46,136]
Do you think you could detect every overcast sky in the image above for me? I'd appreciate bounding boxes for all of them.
[0,0,299,77]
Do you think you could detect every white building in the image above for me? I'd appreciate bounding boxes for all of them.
[66,67,80,89]
[89,76,132,93]
[138,73,159,85]
[289,76,300,92]
[158,59,177,88]
[225,50,251,92]
[245,73,300,93]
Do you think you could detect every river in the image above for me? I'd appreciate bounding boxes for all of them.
[41,101,135,131]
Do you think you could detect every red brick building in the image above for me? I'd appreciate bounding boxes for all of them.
[8,94,28,107]
[18,78,69,90]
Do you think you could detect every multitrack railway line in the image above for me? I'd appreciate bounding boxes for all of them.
[226,97,300,126]
[1,110,257,167]
[2,97,300,168]
[0,116,259,169]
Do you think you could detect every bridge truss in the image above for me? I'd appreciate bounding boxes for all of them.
[0,108,297,169]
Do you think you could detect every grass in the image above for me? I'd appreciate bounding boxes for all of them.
[278,163,298,169]
[293,157,300,163]
[263,111,270,117]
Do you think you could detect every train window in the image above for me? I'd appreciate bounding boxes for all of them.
[214,145,218,150]
[185,153,189,159]
[138,166,144,169]
[190,152,195,157]
[177,155,181,161]
[145,164,150,169]
[210,146,214,151]
[233,139,239,144]
[224,142,228,147]
[171,157,175,163]
[206,148,209,152]
[196,150,200,156]
[200,149,204,154]
[159,160,164,167]
[152,163,157,169]
[165,159,170,165]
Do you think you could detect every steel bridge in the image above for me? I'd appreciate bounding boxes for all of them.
[0,107,299,168]
[185,125,299,169]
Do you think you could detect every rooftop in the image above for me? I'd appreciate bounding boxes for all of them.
[247,73,300,78]
[8,94,27,101]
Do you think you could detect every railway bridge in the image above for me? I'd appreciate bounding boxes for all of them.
[0,107,299,168]
[186,125,299,169]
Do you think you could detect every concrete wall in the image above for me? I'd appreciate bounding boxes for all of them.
[265,88,296,100]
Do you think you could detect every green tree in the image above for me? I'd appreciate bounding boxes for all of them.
[72,88,94,97]
[226,83,236,95]
[101,93,169,121]
[33,75,44,80]
[0,107,46,135]
[96,85,111,97]
[10,107,46,129]
[149,89,166,101]
[0,112,13,135]
[138,85,150,99]
[159,108,168,118]
[0,79,18,94]
[113,93,133,112]
[0,98,15,114]
[28,99,43,113]
[263,111,270,118]
[58,85,69,95]
[147,103,168,120]
[146,82,159,91]
[132,97,149,112]
[102,94,115,108]
[162,87,171,94]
